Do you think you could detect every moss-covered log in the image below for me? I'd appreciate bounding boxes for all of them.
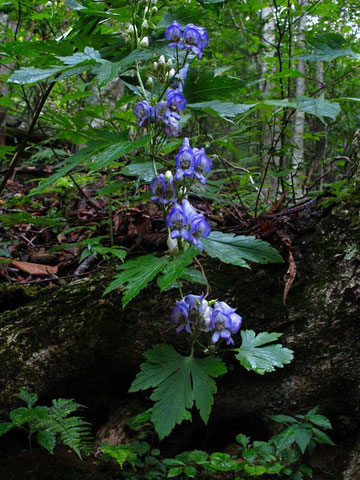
[0,189,360,478]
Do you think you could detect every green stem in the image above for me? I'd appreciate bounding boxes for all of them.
[136,61,147,99]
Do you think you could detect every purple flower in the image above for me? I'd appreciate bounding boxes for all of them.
[189,214,211,251]
[174,138,195,181]
[150,174,177,204]
[182,199,211,251]
[156,101,168,121]
[171,64,189,92]
[134,100,154,127]
[171,299,191,333]
[165,21,185,49]
[211,301,242,345]
[193,147,212,185]
[171,294,213,335]
[166,89,186,118]
[166,202,192,242]
[184,294,213,331]
[183,24,202,56]
[163,115,180,136]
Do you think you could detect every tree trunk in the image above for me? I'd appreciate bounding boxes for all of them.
[293,0,308,190]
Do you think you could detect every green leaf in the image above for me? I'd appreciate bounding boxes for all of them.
[235,331,294,374]
[101,444,138,468]
[180,268,209,286]
[299,33,360,62]
[202,231,283,267]
[37,430,57,454]
[157,6,203,28]
[268,414,297,424]
[19,389,38,409]
[264,95,340,123]
[103,255,169,306]
[188,101,257,119]
[294,426,312,454]
[311,428,336,446]
[0,212,66,227]
[163,459,185,467]
[10,406,49,426]
[184,465,197,477]
[0,423,15,436]
[244,464,267,475]
[121,161,163,182]
[7,66,63,85]
[90,135,151,171]
[167,467,183,477]
[236,433,250,448]
[158,247,199,292]
[57,46,101,66]
[129,344,227,439]
[30,146,97,195]
[183,68,243,103]
[307,414,332,430]
[273,426,297,452]
[65,0,86,10]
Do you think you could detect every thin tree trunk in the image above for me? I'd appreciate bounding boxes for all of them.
[260,7,278,196]
[293,0,308,190]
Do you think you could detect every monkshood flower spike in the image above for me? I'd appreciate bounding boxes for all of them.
[171,297,242,346]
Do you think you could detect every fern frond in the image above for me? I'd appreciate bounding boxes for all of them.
[101,444,138,469]
[42,401,93,457]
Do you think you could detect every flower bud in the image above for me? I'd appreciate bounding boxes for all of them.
[126,24,137,34]
[146,77,153,88]
[140,36,149,47]
[158,55,166,66]
[167,235,179,255]
[151,5,158,13]
[167,58,173,68]
[144,6,149,14]
[178,186,187,199]
[153,61,158,70]
[168,68,176,78]
[141,19,148,30]
[164,170,173,181]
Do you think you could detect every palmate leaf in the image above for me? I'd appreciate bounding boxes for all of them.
[188,101,257,119]
[129,344,227,439]
[7,66,64,85]
[121,161,163,182]
[183,68,243,103]
[235,331,294,375]
[202,231,283,268]
[157,6,204,28]
[103,255,169,306]
[299,33,360,62]
[264,95,340,123]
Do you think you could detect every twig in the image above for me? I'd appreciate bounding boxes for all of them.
[0,81,56,194]
[194,256,210,299]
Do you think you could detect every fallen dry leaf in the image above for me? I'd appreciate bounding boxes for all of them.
[11,260,58,276]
